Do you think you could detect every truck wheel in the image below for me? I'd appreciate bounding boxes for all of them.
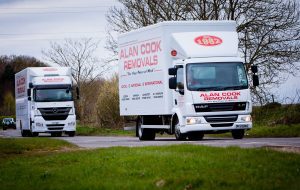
[68,131,75,137]
[173,118,186,140]
[137,117,155,140]
[188,132,204,141]
[21,130,26,137]
[232,130,245,139]
[51,132,62,137]
[32,132,39,137]
[21,130,30,137]
[3,126,7,130]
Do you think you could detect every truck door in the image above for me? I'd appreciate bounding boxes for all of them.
[175,66,185,110]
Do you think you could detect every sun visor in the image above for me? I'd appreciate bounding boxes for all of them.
[170,32,238,58]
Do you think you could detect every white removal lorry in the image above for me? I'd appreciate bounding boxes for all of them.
[15,67,77,137]
[118,21,259,140]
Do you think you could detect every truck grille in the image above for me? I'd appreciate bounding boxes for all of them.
[194,102,247,112]
[38,107,71,121]
[204,115,238,128]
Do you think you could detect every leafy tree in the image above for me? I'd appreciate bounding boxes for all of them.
[3,92,15,115]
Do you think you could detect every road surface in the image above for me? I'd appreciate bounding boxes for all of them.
[1,129,300,150]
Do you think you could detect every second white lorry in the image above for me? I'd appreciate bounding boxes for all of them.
[118,21,259,140]
[15,67,78,137]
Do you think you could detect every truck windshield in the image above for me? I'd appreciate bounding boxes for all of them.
[34,88,73,102]
[186,62,248,91]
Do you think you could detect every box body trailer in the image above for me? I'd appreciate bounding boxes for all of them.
[118,21,258,140]
[15,67,77,137]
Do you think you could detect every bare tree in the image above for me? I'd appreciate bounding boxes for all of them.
[106,0,300,104]
[43,38,109,89]
[43,38,110,119]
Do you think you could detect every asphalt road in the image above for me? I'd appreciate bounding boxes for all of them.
[1,129,300,150]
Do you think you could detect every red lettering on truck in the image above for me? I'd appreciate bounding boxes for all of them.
[200,91,241,101]
[194,35,222,46]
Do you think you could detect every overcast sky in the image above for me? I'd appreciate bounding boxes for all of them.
[0,0,299,103]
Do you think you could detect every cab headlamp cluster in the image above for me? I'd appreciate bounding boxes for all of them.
[186,117,201,125]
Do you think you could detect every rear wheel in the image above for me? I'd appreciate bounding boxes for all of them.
[232,130,245,139]
[188,132,204,141]
[3,126,7,130]
[137,117,155,140]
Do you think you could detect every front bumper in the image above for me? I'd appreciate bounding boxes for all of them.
[179,114,252,134]
[31,115,76,133]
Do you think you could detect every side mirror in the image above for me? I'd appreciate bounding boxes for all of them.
[253,75,259,87]
[29,82,33,88]
[169,77,176,89]
[168,68,177,75]
[27,89,31,97]
[251,65,258,73]
[76,87,80,100]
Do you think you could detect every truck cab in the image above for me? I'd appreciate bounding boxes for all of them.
[15,67,77,137]
[169,57,257,140]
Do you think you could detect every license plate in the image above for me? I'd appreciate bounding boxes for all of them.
[236,124,248,129]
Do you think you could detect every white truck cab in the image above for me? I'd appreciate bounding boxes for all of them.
[15,67,77,137]
[118,21,259,140]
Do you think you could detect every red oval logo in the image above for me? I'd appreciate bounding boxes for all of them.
[194,35,222,46]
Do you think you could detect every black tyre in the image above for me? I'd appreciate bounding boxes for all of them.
[68,131,75,137]
[232,129,245,139]
[32,132,39,137]
[188,132,204,141]
[51,132,62,137]
[173,117,186,141]
[21,130,30,137]
[3,126,7,130]
[137,117,156,140]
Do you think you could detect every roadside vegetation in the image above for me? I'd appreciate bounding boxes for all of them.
[0,140,299,190]
[76,123,134,136]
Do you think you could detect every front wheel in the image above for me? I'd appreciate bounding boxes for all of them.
[173,118,186,141]
[51,132,62,137]
[232,130,245,139]
[32,132,39,137]
[137,117,155,140]
[67,131,75,137]
[188,132,204,141]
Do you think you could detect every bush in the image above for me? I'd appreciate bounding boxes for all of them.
[96,75,124,128]
[253,104,300,126]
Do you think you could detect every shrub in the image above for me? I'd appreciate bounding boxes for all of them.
[96,74,124,128]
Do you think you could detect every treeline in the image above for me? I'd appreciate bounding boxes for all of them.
[0,55,47,115]
[0,55,123,128]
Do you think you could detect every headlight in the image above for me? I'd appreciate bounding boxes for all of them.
[36,123,43,127]
[68,122,75,126]
[186,117,201,125]
[241,115,252,122]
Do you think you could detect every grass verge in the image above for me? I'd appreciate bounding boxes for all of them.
[0,138,77,157]
[0,141,299,190]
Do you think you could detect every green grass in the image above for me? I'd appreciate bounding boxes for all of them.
[0,140,300,190]
[76,123,134,136]
[0,138,77,157]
